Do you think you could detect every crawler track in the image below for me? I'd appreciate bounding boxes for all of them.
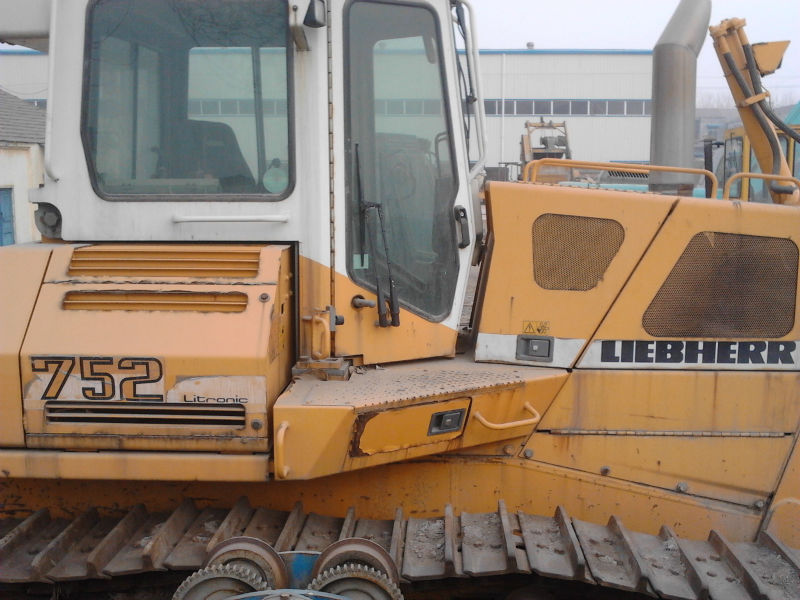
[1,497,798,599]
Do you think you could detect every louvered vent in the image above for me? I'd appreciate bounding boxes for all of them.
[606,169,648,179]
[532,214,624,291]
[62,291,248,312]
[68,246,261,278]
[45,401,246,427]
[643,232,798,338]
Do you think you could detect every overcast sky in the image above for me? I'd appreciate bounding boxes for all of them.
[468,0,800,107]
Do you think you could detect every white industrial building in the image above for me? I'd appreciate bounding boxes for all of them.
[477,49,653,175]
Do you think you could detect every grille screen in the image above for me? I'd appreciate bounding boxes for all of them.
[45,401,246,427]
[643,232,798,338]
[532,214,624,290]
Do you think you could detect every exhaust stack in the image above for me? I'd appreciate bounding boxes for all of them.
[649,0,711,195]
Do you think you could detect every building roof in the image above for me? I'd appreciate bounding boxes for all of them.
[0,87,45,144]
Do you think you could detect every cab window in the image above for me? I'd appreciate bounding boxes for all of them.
[84,0,291,199]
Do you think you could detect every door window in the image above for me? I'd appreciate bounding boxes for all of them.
[346,1,459,321]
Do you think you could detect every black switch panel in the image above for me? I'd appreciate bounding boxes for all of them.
[428,409,466,435]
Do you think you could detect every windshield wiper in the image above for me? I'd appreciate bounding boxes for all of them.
[355,144,400,327]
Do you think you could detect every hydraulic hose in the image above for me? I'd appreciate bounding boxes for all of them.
[742,43,800,147]
[721,51,789,194]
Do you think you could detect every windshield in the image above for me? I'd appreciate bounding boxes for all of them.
[84,0,291,199]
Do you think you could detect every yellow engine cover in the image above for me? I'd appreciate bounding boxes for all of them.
[18,244,294,453]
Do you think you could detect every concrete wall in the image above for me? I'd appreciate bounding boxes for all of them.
[0,143,43,243]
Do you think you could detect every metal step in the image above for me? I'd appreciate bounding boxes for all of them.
[1,499,798,599]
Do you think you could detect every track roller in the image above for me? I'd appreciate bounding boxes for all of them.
[204,536,289,589]
[172,563,269,600]
[308,563,403,600]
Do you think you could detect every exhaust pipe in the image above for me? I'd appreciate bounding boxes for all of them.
[649,0,711,195]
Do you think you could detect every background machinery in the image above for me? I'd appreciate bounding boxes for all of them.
[1,1,800,599]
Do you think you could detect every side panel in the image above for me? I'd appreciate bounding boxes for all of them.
[527,197,800,508]
[582,197,800,361]
[526,371,799,506]
[0,245,52,447]
[477,182,675,368]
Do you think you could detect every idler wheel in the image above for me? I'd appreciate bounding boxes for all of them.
[204,535,289,589]
[310,538,399,584]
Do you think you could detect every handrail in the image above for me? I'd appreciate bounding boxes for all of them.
[458,0,487,178]
[522,158,719,198]
[472,402,541,431]
[275,421,290,479]
[723,172,800,203]
[302,311,331,360]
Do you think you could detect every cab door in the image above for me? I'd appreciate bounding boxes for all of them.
[330,0,478,364]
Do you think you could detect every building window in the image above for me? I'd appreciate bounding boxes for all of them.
[590,100,606,115]
[406,99,423,115]
[627,100,644,115]
[0,189,14,246]
[424,99,441,115]
[481,98,654,118]
[553,100,570,115]
[608,100,625,115]
[516,100,533,115]
[387,99,404,115]
[534,100,552,115]
[571,100,588,115]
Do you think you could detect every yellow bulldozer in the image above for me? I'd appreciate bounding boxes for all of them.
[1,0,799,599]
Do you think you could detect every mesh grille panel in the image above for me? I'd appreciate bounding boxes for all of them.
[643,232,798,338]
[532,214,624,291]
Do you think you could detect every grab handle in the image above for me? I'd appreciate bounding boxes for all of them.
[472,402,541,430]
[275,421,290,479]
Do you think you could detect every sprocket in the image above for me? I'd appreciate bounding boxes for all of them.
[172,563,269,600]
[308,563,404,600]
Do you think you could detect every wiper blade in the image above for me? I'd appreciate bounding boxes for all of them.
[355,144,400,327]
